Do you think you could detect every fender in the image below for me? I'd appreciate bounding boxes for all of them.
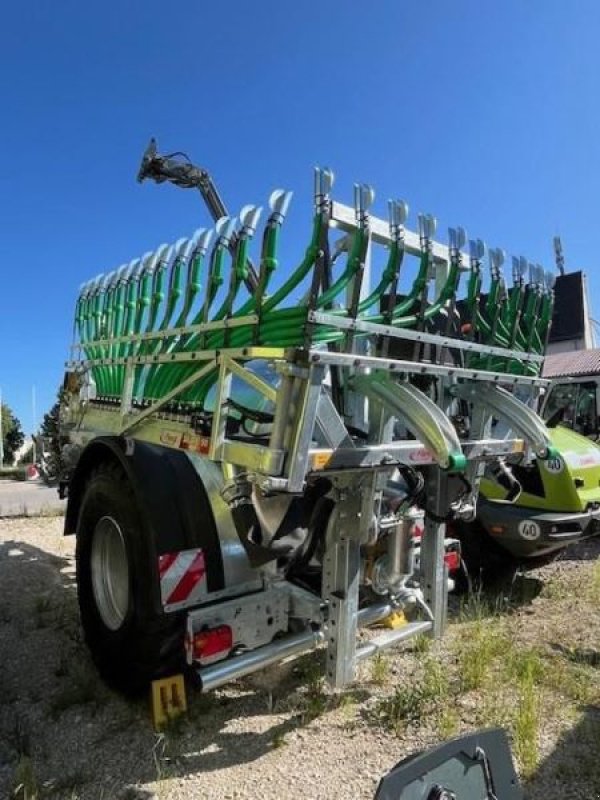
[65,437,225,605]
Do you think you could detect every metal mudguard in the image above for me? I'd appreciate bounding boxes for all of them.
[375,728,522,800]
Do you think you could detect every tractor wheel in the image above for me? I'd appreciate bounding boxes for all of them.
[453,519,519,592]
[76,461,186,695]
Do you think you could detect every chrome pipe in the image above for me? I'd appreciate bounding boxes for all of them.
[357,602,393,628]
[197,628,325,692]
[355,620,432,663]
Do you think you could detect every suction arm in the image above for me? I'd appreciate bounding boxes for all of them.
[137,137,259,292]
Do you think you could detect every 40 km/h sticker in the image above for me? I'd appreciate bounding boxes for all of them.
[518,520,542,540]
[543,456,564,474]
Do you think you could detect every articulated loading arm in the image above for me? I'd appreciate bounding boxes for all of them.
[137,137,260,292]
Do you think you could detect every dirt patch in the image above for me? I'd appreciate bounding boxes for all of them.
[0,517,599,799]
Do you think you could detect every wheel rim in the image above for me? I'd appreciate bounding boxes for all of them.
[90,516,130,631]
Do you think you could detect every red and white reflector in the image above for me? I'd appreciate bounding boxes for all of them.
[158,548,207,611]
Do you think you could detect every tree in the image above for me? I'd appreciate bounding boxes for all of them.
[40,392,62,447]
[36,389,65,484]
[1,404,25,466]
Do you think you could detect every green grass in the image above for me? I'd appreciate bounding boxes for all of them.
[410,633,432,656]
[437,705,459,739]
[12,756,38,800]
[513,654,540,778]
[271,730,288,749]
[375,657,449,733]
[588,561,600,606]
[455,620,509,692]
[370,653,390,686]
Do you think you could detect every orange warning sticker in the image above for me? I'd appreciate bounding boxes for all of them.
[312,451,332,470]
[179,433,210,455]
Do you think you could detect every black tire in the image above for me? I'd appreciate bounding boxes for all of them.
[76,461,186,696]
[453,519,519,592]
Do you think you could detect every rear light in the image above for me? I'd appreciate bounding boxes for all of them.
[444,550,461,573]
[412,524,423,540]
[192,625,233,665]
[490,524,506,535]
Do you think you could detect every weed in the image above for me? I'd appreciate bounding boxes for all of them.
[411,634,431,656]
[456,621,508,691]
[271,730,288,749]
[152,732,177,797]
[588,561,600,606]
[338,692,358,729]
[507,648,545,684]
[543,658,599,705]
[299,660,328,722]
[375,657,448,733]
[540,576,569,601]
[437,705,459,739]
[370,653,390,686]
[12,755,38,800]
[513,656,540,778]
[458,589,508,623]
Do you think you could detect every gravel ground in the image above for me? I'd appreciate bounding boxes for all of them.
[0,516,599,799]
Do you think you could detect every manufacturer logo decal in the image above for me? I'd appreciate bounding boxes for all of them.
[160,430,180,447]
[408,448,435,464]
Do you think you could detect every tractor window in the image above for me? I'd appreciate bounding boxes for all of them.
[543,383,578,428]
[575,384,598,437]
[543,382,598,437]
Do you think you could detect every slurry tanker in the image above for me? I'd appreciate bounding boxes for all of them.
[57,140,559,696]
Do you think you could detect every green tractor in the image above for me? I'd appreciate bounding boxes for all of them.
[449,263,600,581]
[460,424,600,578]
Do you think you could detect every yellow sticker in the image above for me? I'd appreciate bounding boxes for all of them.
[312,451,332,470]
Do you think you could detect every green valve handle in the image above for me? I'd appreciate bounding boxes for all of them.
[541,445,561,461]
[446,452,468,474]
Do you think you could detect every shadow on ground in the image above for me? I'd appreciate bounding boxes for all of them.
[0,538,365,800]
[525,705,600,798]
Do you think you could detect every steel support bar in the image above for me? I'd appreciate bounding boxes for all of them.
[419,467,449,639]
[197,628,325,692]
[119,360,215,435]
[355,621,433,662]
[286,364,326,492]
[73,313,259,351]
[322,494,362,689]
[306,349,548,387]
[308,310,544,364]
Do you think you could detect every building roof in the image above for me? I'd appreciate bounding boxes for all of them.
[543,348,600,378]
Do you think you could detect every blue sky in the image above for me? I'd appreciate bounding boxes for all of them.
[1,1,599,430]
